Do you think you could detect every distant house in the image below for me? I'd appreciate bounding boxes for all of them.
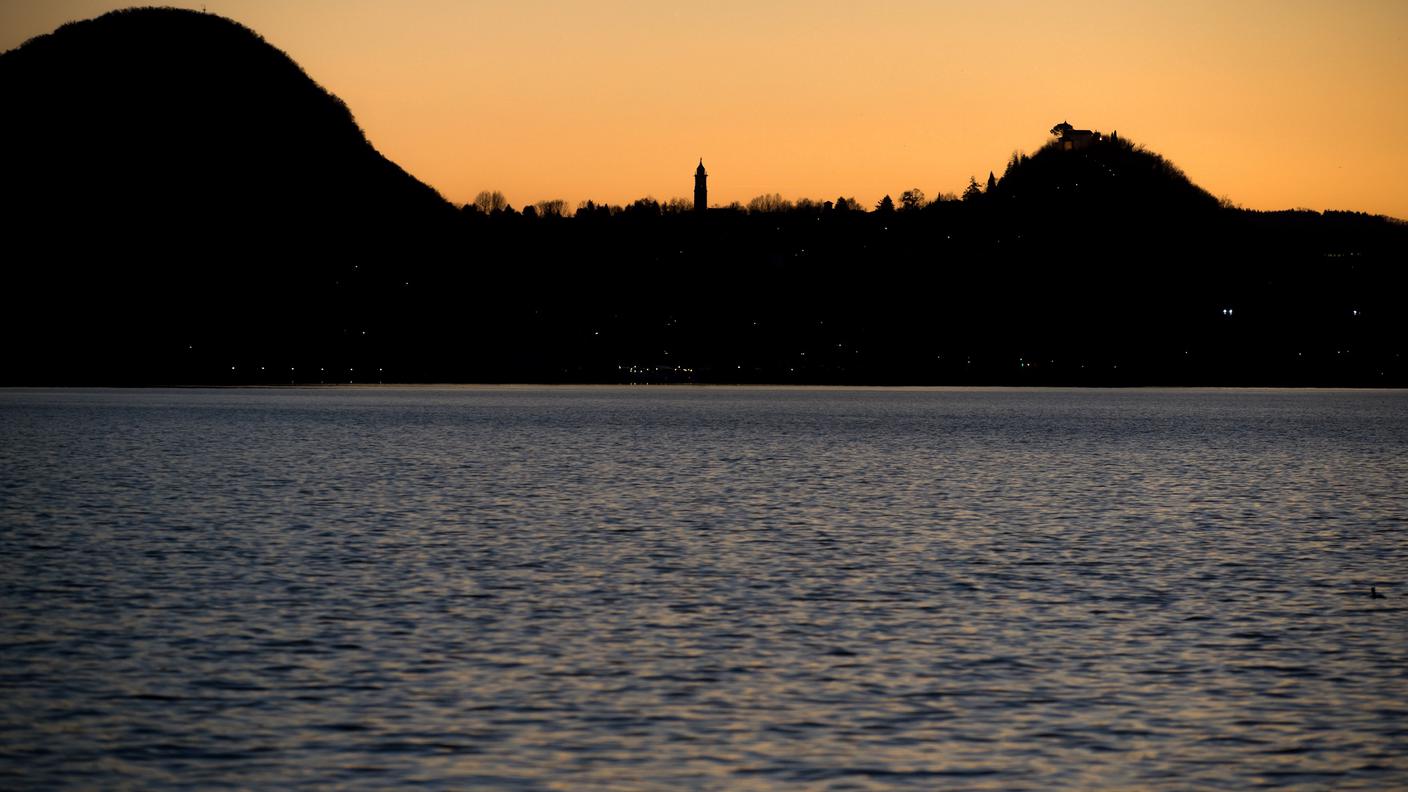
[1050,121,1103,151]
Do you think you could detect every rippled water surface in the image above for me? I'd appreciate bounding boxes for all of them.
[2,387,1406,790]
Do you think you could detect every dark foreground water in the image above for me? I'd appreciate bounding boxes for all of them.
[1,387,1406,790]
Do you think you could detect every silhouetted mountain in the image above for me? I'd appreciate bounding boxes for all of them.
[993,135,1220,218]
[1,7,457,383]
[2,9,1403,386]
[1,7,452,245]
[436,141,1405,386]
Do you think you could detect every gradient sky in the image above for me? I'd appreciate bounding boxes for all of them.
[4,0,1407,218]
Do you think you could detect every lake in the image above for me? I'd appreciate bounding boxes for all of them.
[1,386,1405,789]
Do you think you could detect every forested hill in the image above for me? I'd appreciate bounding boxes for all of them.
[438,165,1405,386]
[0,7,458,383]
[1,7,455,249]
[1,8,1403,385]
[993,134,1219,213]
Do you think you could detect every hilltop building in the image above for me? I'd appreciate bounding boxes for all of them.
[694,159,707,212]
[1050,121,1103,151]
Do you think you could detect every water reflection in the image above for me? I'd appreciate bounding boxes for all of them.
[1,387,1405,789]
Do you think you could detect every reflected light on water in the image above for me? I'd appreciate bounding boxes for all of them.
[0,387,1405,789]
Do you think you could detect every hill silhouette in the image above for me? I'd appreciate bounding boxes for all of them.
[994,135,1220,216]
[1,7,453,243]
[1,7,457,383]
[440,135,1405,386]
[2,9,1404,385]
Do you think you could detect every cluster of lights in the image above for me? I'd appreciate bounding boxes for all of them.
[220,364,385,382]
[619,365,695,375]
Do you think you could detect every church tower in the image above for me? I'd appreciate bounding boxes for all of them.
[694,159,707,212]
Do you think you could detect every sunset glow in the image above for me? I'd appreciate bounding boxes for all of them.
[4,0,1406,217]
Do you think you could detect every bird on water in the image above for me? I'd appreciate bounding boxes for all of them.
[1370,587,1386,599]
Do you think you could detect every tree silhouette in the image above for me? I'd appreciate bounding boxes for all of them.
[747,193,793,213]
[900,188,926,211]
[875,194,895,213]
[474,190,508,213]
[627,197,661,216]
[534,198,568,217]
[962,177,982,202]
[1003,152,1026,179]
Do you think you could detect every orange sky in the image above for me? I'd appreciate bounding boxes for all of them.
[4,0,1407,218]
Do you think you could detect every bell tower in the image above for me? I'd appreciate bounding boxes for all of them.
[694,159,707,212]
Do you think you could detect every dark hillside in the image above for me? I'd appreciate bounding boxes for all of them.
[0,7,458,383]
[0,7,452,241]
[0,9,1402,385]
[993,136,1220,219]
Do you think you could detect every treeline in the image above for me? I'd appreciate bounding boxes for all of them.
[278,136,1402,387]
[7,130,1407,385]
[468,188,911,218]
[462,137,1212,219]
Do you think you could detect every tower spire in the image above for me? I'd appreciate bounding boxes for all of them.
[694,158,708,212]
